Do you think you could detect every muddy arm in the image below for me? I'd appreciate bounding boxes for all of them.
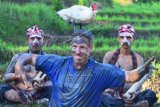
[15,54,38,88]
[125,56,155,83]
[124,65,157,99]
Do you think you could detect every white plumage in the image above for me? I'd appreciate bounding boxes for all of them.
[57,3,97,27]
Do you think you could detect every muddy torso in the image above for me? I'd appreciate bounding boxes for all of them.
[103,50,144,92]
[15,65,38,91]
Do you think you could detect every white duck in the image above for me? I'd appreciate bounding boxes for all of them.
[57,3,98,29]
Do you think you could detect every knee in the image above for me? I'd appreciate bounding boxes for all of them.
[4,89,20,102]
[143,89,157,106]
[145,89,157,99]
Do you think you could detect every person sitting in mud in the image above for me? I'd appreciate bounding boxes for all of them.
[0,25,52,105]
[101,24,157,107]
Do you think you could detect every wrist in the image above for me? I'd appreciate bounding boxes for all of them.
[15,73,20,80]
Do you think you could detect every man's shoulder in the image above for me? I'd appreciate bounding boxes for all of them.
[133,51,144,65]
[103,50,117,63]
[15,50,46,57]
[91,59,111,69]
[133,52,143,59]
[36,54,71,63]
[12,51,28,59]
[105,50,116,55]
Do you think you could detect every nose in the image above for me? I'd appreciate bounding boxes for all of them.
[33,38,39,45]
[122,37,128,43]
[75,47,81,54]
[122,37,130,46]
[72,47,81,55]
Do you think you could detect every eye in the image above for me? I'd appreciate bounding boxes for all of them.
[80,46,85,49]
[119,36,124,39]
[72,44,77,48]
[29,37,35,41]
[37,37,42,40]
[126,36,132,39]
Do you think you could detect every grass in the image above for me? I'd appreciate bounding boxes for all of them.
[1,37,159,54]
[96,15,160,23]
[94,2,160,36]
[0,36,159,65]
[95,15,160,32]
[0,1,160,45]
[0,2,71,45]
[99,2,160,15]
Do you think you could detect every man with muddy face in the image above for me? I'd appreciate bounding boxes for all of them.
[71,30,93,70]
[118,24,135,51]
[0,25,52,105]
[103,24,143,70]
[26,25,44,54]
[102,24,157,107]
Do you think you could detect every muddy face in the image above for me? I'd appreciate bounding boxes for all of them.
[118,32,134,49]
[28,34,44,53]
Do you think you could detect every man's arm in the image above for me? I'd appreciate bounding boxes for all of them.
[135,53,144,67]
[16,54,37,67]
[103,51,114,63]
[15,54,38,88]
[125,56,155,83]
[4,54,20,83]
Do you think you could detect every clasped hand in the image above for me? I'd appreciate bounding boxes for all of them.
[123,92,139,104]
[15,67,44,90]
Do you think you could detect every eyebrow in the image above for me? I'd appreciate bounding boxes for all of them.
[119,35,132,37]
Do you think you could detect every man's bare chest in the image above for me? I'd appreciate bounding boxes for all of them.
[115,55,134,71]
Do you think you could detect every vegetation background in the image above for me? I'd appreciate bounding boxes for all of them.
[0,0,160,106]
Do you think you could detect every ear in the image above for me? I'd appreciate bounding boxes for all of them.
[133,36,136,41]
[117,37,120,42]
[42,37,45,45]
[26,38,29,44]
[89,44,93,53]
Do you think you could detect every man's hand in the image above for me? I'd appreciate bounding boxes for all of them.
[125,56,155,83]
[33,81,44,90]
[32,71,46,89]
[136,56,155,74]
[123,92,139,104]
[15,61,28,88]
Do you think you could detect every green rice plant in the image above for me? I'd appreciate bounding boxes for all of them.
[96,15,160,24]
[99,2,160,16]
[0,36,159,65]
[91,23,160,36]
[43,44,71,56]
[0,2,71,45]
[0,62,8,74]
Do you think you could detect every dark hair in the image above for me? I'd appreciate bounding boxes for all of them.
[72,29,94,41]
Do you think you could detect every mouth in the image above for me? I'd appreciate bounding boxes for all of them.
[33,44,40,48]
[122,42,129,46]
[75,55,82,59]
[122,42,130,48]
[74,54,83,60]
